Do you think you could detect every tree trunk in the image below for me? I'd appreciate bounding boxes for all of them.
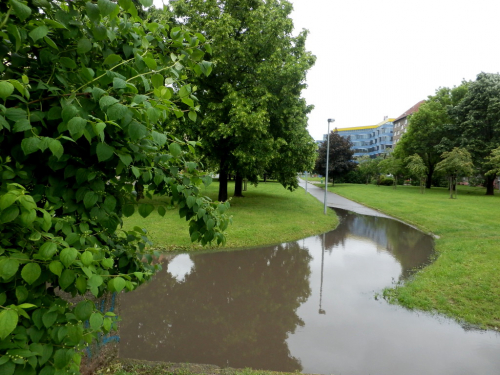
[234,173,244,197]
[449,176,453,199]
[426,169,433,189]
[218,167,228,202]
[485,175,496,195]
[243,179,247,191]
[264,173,267,183]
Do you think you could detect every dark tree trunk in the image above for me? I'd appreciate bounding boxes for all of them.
[218,167,228,202]
[425,168,433,189]
[485,175,496,195]
[234,174,244,197]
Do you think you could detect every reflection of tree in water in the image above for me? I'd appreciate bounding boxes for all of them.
[319,209,434,279]
[119,242,312,372]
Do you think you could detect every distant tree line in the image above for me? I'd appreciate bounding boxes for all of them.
[314,72,500,196]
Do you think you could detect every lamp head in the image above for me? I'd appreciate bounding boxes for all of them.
[328,118,335,123]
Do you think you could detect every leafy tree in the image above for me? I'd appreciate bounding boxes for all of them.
[435,148,474,198]
[171,0,317,201]
[486,146,500,179]
[0,1,229,374]
[356,155,382,184]
[405,154,428,193]
[313,131,356,185]
[450,72,500,195]
[394,84,468,188]
[378,154,403,188]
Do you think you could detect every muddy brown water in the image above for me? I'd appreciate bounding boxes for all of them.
[118,208,500,375]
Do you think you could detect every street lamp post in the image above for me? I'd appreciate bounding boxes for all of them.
[324,118,335,214]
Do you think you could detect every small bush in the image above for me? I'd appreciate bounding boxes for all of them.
[379,177,394,186]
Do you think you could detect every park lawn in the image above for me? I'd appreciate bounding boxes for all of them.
[123,180,337,251]
[321,183,500,329]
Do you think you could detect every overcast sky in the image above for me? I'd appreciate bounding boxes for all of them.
[155,0,500,140]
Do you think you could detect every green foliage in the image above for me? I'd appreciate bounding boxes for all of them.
[435,147,474,198]
[450,72,500,194]
[485,146,500,177]
[405,154,427,193]
[378,155,403,188]
[394,83,469,188]
[356,155,382,184]
[0,1,228,374]
[170,0,317,200]
[314,131,356,184]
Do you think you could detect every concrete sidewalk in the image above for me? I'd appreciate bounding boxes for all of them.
[298,178,392,219]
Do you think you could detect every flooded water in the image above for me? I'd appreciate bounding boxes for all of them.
[118,209,500,375]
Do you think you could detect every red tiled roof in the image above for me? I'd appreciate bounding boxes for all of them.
[394,100,425,122]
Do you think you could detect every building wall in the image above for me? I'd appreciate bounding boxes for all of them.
[335,119,394,158]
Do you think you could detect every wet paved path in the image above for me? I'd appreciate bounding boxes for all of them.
[298,178,392,218]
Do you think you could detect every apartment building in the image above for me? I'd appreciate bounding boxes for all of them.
[335,117,395,158]
[393,100,425,145]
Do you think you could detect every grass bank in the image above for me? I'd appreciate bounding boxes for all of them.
[318,183,500,329]
[123,180,337,251]
[98,359,313,375]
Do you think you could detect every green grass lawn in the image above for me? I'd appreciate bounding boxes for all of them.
[123,180,337,251]
[319,183,500,329]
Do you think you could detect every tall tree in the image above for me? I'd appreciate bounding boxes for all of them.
[450,72,500,195]
[313,131,356,185]
[172,0,316,201]
[394,84,468,188]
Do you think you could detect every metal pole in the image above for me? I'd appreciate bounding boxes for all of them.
[305,171,308,194]
[324,118,334,214]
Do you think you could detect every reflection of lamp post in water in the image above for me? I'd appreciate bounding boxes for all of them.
[319,233,326,314]
[324,118,335,214]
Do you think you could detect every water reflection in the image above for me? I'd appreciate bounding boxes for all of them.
[119,242,311,372]
[119,209,500,375]
[324,208,435,279]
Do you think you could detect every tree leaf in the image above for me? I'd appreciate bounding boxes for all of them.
[113,77,127,89]
[48,139,63,159]
[0,193,17,210]
[157,206,166,217]
[0,206,19,223]
[138,204,154,218]
[169,143,182,157]
[96,143,114,162]
[21,137,41,155]
[128,121,147,140]
[113,276,126,292]
[0,258,19,279]
[98,0,118,17]
[13,119,31,132]
[151,131,166,146]
[80,251,93,266]
[29,25,49,42]
[49,261,63,277]
[39,242,57,260]
[60,57,77,69]
[123,205,135,217]
[151,73,163,89]
[103,54,122,66]
[21,263,41,285]
[99,95,119,110]
[10,0,32,22]
[67,117,87,140]
[84,191,99,208]
[0,309,18,340]
[0,81,14,100]
[59,247,77,267]
[89,312,103,330]
[77,38,92,54]
[59,269,75,290]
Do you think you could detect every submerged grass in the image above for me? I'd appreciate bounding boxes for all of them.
[319,183,500,329]
[97,359,311,375]
[123,180,337,251]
